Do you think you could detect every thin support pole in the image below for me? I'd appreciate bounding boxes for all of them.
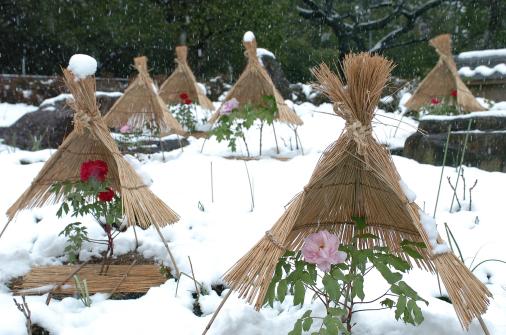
[210,161,214,203]
[272,123,280,154]
[200,138,208,154]
[159,134,166,162]
[177,134,184,153]
[152,223,180,279]
[294,127,304,155]
[244,161,254,211]
[132,225,139,250]
[433,125,452,218]
[202,289,233,335]
[0,219,12,241]
[110,259,137,296]
[259,122,264,156]
[478,315,491,335]
[46,261,89,305]
[449,119,472,212]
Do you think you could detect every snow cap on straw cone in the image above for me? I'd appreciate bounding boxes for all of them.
[208,31,302,126]
[5,54,180,231]
[224,52,490,329]
[404,34,484,113]
[158,45,214,111]
[104,55,184,136]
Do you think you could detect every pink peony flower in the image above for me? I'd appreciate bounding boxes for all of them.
[119,124,131,133]
[220,98,239,115]
[302,230,347,272]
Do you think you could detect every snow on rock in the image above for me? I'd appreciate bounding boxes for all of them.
[459,64,506,78]
[458,48,506,59]
[421,109,506,121]
[67,54,97,79]
[419,210,450,255]
[243,31,255,42]
[256,48,275,67]
[0,103,38,127]
[399,179,416,203]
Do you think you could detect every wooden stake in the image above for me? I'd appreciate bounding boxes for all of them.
[110,259,137,296]
[272,123,280,154]
[152,222,181,279]
[202,289,233,335]
[46,261,88,305]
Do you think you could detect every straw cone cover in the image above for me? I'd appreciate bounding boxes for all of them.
[405,34,484,113]
[7,65,180,230]
[224,53,490,329]
[208,34,302,126]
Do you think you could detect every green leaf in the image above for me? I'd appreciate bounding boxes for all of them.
[395,295,406,320]
[288,319,302,335]
[402,245,424,260]
[302,316,313,331]
[411,301,424,324]
[293,280,305,306]
[322,274,340,302]
[381,298,395,309]
[264,280,276,307]
[277,279,288,303]
[352,216,366,230]
[373,260,402,284]
[352,276,365,300]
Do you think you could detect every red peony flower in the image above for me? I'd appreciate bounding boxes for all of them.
[450,89,457,97]
[179,92,189,100]
[431,98,440,105]
[184,99,192,105]
[80,160,108,182]
[98,188,115,202]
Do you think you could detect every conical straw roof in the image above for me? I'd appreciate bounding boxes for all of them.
[208,34,302,126]
[405,34,484,112]
[104,56,184,135]
[158,46,214,111]
[224,53,490,329]
[6,67,180,230]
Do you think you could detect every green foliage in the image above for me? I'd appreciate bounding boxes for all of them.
[265,217,428,334]
[51,179,122,263]
[211,95,277,154]
[172,103,199,133]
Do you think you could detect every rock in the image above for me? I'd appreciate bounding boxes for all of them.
[259,53,291,99]
[118,138,189,155]
[207,76,231,102]
[289,83,329,105]
[403,114,506,172]
[0,93,120,150]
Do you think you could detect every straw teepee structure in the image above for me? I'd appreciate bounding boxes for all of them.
[405,34,483,112]
[224,53,490,329]
[2,63,181,274]
[104,56,184,135]
[158,46,214,111]
[208,33,302,126]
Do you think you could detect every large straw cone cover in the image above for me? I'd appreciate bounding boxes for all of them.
[224,53,490,329]
[104,56,184,135]
[158,46,214,111]
[405,34,483,112]
[208,36,302,125]
[7,69,179,229]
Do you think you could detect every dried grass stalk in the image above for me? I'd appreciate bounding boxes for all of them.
[158,46,214,111]
[7,68,180,229]
[104,56,184,135]
[405,34,484,112]
[208,37,302,126]
[224,53,490,329]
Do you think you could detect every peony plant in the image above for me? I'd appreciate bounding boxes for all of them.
[211,95,277,156]
[172,92,199,133]
[425,89,459,116]
[265,217,428,335]
[51,159,123,264]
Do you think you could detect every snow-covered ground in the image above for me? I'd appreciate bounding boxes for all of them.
[0,100,505,335]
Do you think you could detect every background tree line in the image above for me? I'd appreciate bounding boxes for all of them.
[0,0,504,83]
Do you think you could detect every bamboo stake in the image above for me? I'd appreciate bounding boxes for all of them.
[188,256,200,298]
[152,223,180,279]
[110,259,137,296]
[433,125,452,218]
[244,161,254,211]
[0,219,12,241]
[449,119,472,212]
[201,289,233,335]
[272,123,280,154]
[46,261,88,305]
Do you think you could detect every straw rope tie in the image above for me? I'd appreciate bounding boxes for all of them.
[73,111,95,133]
[265,231,286,250]
[346,120,371,156]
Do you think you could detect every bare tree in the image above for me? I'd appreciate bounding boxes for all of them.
[297,0,444,57]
